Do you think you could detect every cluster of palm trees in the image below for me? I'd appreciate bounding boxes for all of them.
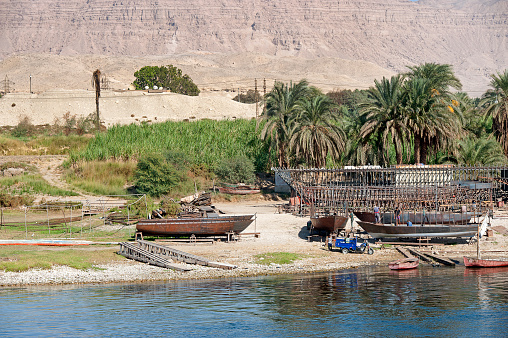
[259,63,508,168]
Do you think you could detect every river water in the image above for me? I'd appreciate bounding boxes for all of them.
[1,265,507,337]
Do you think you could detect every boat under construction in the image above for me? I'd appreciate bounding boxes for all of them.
[356,220,478,239]
[273,165,508,240]
[353,210,477,225]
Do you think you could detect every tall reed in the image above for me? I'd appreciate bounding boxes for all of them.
[70,119,270,170]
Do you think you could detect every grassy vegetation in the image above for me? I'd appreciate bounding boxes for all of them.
[254,252,306,265]
[70,119,270,171]
[0,174,77,197]
[0,246,125,272]
[0,134,90,155]
[65,160,137,196]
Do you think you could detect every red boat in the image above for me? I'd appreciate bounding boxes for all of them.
[310,215,348,234]
[136,214,254,236]
[389,257,419,270]
[463,256,508,268]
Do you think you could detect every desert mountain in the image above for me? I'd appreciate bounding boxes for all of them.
[0,0,507,96]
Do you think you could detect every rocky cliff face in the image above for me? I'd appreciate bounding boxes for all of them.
[0,0,506,94]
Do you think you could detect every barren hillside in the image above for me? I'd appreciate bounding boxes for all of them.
[0,0,507,95]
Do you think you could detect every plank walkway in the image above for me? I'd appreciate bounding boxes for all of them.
[137,240,237,270]
[118,242,192,272]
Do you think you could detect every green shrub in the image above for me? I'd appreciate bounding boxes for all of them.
[11,115,35,138]
[215,154,256,184]
[134,154,184,197]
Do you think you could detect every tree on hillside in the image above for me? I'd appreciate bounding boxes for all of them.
[91,69,101,130]
[259,80,311,167]
[480,70,508,156]
[133,65,200,96]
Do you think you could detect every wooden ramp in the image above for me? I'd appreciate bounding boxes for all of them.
[405,247,456,266]
[118,242,192,272]
[137,240,237,270]
[395,246,414,258]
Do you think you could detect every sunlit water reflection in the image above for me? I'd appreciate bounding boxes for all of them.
[1,265,507,337]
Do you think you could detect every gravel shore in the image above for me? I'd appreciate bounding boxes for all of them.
[1,201,507,287]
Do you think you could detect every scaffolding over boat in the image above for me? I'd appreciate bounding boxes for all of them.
[273,165,508,238]
[273,165,508,216]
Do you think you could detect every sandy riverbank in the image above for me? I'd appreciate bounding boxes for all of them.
[1,201,508,286]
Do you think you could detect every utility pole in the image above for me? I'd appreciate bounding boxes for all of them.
[263,78,266,115]
[29,75,32,94]
[255,79,258,118]
[2,75,15,94]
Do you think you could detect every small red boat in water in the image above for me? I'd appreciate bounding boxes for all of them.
[463,256,508,268]
[389,257,420,270]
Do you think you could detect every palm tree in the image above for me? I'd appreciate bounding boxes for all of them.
[438,136,507,166]
[405,63,462,93]
[401,78,462,163]
[359,75,407,165]
[480,70,508,156]
[91,69,101,130]
[289,95,345,167]
[259,80,310,167]
[404,63,463,163]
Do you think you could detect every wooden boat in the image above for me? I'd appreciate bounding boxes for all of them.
[217,185,260,195]
[356,221,478,238]
[354,211,474,225]
[310,215,348,234]
[389,257,419,270]
[463,256,508,268]
[136,214,254,236]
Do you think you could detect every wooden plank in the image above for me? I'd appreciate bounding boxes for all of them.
[405,247,435,263]
[491,226,508,236]
[421,251,456,266]
[377,241,444,246]
[137,240,237,270]
[406,247,456,266]
[395,246,414,258]
[118,242,192,272]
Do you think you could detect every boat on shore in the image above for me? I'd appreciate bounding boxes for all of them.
[356,220,478,238]
[463,256,508,268]
[217,185,260,195]
[136,213,255,236]
[389,258,419,270]
[354,211,475,225]
[310,215,348,234]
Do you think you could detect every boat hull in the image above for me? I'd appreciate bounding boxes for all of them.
[310,215,348,233]
[136,215,254,236]
[389,258,419,270]
[217,186,260,195]
[354,211,474,225]
[357,221,478,238]
[463,256,508,268]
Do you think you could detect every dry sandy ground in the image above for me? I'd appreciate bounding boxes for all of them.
[1,200,507,286]
[0,53,394,127]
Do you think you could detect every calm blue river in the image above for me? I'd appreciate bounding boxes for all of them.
[1,265,507,337]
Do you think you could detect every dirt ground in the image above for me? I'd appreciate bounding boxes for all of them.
[1,155,508,286]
